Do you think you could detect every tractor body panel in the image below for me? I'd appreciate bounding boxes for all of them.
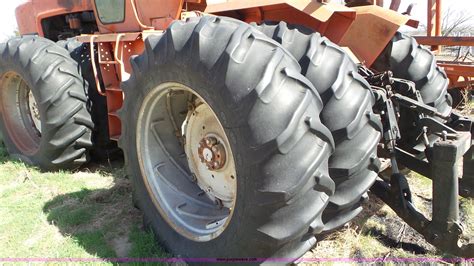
[339,5,418,66]
[91,0,184,33]
[16,0,94,36]
[203,0,356,43]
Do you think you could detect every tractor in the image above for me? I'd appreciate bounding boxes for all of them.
[0,0,472,260]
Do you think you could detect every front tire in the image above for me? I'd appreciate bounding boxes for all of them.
[119,16,335,259]
[0,36,93,170]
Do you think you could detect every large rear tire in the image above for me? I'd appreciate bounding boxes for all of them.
[119,16,335,259]
[0,36,93,170]
[253,22,382,232]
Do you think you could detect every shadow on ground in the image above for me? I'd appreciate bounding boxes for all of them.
[41,159,169,261]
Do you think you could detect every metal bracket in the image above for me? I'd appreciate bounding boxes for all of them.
[393,93,449,120]
[373,133,474,257]
[365,69,474,257]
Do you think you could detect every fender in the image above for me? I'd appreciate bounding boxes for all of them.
[339,5,419,66]
[202,0,356,43]
[201,1,417,66]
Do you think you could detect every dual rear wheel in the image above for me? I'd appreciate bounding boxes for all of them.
[119,16,336,258]
[119,16,381,259]
[121,18,451,259]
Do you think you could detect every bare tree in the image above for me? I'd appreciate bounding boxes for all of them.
[441,7,474,36]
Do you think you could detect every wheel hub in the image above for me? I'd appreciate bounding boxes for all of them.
[198,136,227,170]
[185,102,236,207]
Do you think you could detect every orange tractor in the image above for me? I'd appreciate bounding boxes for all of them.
[0,0,472,260]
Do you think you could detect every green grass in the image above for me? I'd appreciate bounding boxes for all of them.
[0,140,472,262]
[0,144,168,263]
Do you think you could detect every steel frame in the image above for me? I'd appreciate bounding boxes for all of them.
[362,67,474,257]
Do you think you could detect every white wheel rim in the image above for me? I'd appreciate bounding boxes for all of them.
[137,82,237,241]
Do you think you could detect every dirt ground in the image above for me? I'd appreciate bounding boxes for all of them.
[0,99,472,264]
[301,98,474,263]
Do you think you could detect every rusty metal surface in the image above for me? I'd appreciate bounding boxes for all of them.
[76,32,141,43]
[427,0,442,37]
[198,136,227,171]
[437,62,474,89]
[389,0,401,11]
[415,36,474,47]
[425,0,442,51]
[184,98,237,209]
[440,63,474,78]
[339,5,419,66]
[205,0,354,21]
[420,2,472,90]
[77,32,146,140]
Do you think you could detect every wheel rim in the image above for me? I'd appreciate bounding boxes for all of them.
[137,82,237,242]
[0,71,41,155]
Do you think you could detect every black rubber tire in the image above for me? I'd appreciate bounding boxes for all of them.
[0,36,93,170]
[57,38,119,161]
[448,87,471,109]
[253,22,382,232]
[373,32,452,116]
[119,16,335,260]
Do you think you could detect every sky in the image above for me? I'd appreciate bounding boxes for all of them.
[0,0,473,41]
[0,0,26,41]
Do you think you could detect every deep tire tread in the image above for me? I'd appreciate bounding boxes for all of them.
[0,36,92,170]
[58,38,116,162]
[120,16,334,260]
[253,22,382,232]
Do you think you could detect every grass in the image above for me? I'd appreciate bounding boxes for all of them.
[303,170,473,261]
[0,144,168,263]
[0,135,472,262]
